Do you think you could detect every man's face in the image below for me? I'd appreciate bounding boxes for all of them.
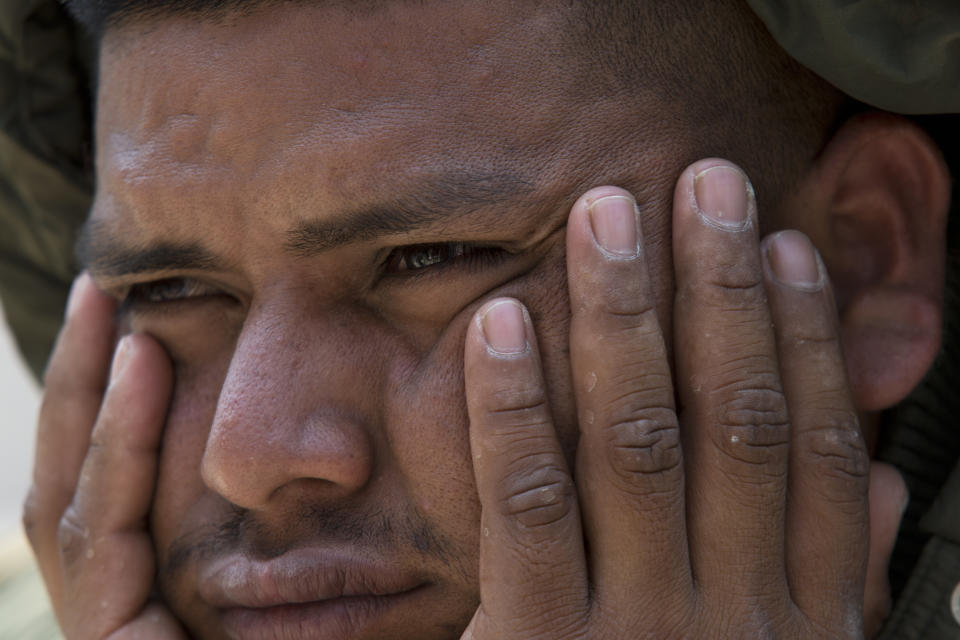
[89,3,685,638]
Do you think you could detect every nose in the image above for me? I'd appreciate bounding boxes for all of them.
[201,301,376,510]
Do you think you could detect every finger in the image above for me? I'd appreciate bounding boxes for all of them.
[107,602,190,640]
[58,333,173,639]
[460,610,480,640]
[863,463,907,638]
[565,187,690,612]
[465,298,589,638]
[762,230,871,625]
[672,160,791,601]
[22,273,117,616]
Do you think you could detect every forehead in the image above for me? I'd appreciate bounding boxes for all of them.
[92,2,678,258]
[98,2,563,152]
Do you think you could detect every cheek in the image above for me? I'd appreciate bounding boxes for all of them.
[521,254,577,460]
[144,242,575,587]
[151,354,230,555]
[128,303,243,365]
[383,243,575,553]
[130,305,242,546]
[383,310,481,566]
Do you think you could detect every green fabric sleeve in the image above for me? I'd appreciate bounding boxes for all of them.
[746,0,960,114]
[0,0,93,380]
[922,461,960,544]
[878,537,960,640]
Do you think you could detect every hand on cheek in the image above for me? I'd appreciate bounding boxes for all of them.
[463,159,897,638]
[23,274,186,639]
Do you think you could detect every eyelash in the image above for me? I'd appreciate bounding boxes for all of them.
[382,242,508,278]
[122,277,220,309]
[121,242,509,307]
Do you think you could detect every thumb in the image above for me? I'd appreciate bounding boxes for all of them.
[863,461,908,638]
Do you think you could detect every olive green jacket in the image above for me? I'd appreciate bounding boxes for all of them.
[1,1,958,638]
[875,258,960,638]
[0,0,90,378]
[745,0,960,114]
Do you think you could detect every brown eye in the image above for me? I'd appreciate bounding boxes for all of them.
[125,277,218,305]
[387,243,466,272]
[384,243,508,275]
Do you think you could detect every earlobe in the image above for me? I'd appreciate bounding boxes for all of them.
[788,113,952,411]
[841,287,942,411]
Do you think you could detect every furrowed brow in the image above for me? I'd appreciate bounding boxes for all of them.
[76,219,220,278]
[285,172,534,255]
[76,171,534,277]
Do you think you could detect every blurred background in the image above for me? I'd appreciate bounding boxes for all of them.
[0,300,61,639]
[0,300,39,539]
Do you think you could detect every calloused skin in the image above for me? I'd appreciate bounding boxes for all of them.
[24,161,906,639]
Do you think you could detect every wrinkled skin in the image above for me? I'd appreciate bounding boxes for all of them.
[22,2,920,639]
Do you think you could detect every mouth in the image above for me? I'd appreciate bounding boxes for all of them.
[198,548,429,639]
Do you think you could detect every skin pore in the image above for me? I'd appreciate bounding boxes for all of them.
[85,4,703,636]
[89,4,687,635]
[34,0,946,638]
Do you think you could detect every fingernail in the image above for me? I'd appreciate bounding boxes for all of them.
[479,300,528,355]
[766,230,823,290]
[588,195,639,257]
[66,273,93,318]
[694,165,750,228]
[110,336,133,383]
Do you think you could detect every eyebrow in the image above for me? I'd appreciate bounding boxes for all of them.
[77,172,534,278]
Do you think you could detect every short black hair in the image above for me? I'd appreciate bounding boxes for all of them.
[63,0,401,37]
[65,0,262,34]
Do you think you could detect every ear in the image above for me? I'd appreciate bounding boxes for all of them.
[781,112,952,412]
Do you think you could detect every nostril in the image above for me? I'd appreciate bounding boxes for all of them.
[201,404,374,511]
[202,307,382,510]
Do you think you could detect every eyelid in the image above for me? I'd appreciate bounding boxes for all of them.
[117,242,514,310]
[121,276,223,310]
[381,242,510,278]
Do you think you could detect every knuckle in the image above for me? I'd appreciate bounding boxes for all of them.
[693,262,765,304]
[499,463,575,530]
[572,242,660,326]
[711,379,790,468]
[87,425,109,455]
[484,400,551,434]
[21,487,45,547]
[779,322,838,350]
[605,410,682,478]
[592,293,659,334]
[799,411,870,482]
[483,385,549,428]
[57,506,91,568]
[576,310,666,370]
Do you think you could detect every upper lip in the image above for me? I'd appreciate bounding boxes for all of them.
[198,548,426,609]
